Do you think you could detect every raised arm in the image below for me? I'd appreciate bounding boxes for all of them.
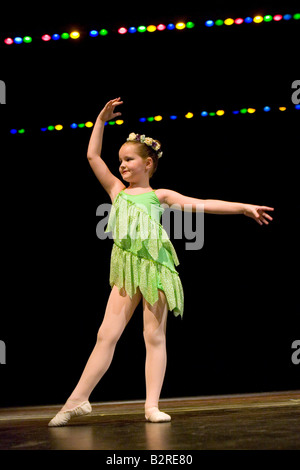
[87,98,125,202]
[161,189,274,225]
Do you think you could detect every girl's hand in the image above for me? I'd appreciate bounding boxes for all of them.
[98,97,123,122]
[243,204,274,225]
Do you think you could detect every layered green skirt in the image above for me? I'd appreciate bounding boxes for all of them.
[105,191,184,318]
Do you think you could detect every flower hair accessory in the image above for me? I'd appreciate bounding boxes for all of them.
[127,132,163,158]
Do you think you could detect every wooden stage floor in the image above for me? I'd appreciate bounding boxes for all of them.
[0,391,299,451]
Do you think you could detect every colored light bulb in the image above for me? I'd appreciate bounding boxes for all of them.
[157,24,166,31]
[14,37,23,44]
[263,15,273,22]
[78,123,85,128]
[209,112,215,116]
[279,107,286,111]
[128,27,137,33]
[205,20,214,27]
[18,129,25,134]
[240,108,248,114]
[70,31,80,39]
[139,118,147,122]
[283,14,292,20]
[147,117,154,122]
[185,112,193,119]
[263,106,271,112]
[295,104,300,110]
[55,124,63,130]
[247,108,256,114]
[216,110,225,116]
[273,15,283,21]
[116,120,124,125]
[224,18,234,25]
[89,30,98,37]
[85,122,94,128]
[244,17,253,23]
[48,125,55,131]
[118,27,127,34]
[215,19,223,26]
[294,13,300,20]
[61,33,69,39]
[41,34,51,41]
[234,18,244,25]
[4,38,13,45]
[170,115,177,120]
[167,23,175,30]
[253,16,264,23]
[147,25,156,32]
[186,21,195,29]
[70,123,78,128]
[100,29,108,36]
[10,129,17,134]
[154,115,163,121]
[137,25,147,32]
[201,111,208,116]
[23,36,32,43]
[52,34,60,40]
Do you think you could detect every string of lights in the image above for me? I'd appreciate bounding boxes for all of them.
[3,13,299,46]
[9,104,300,134]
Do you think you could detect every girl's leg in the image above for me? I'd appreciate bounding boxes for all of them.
[61,285,142,411]
[143,289,169,416]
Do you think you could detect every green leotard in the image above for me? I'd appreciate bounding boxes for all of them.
[105,190,184,318]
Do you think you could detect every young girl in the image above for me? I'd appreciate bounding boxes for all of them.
[48,98,274,426]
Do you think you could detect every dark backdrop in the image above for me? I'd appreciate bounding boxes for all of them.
[0,1,299,407]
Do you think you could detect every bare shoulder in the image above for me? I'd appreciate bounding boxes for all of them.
[110,181,126,203]
[154,188,174,205]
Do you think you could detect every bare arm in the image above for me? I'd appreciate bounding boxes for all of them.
[161,189,274,225]
[87,98,125,201]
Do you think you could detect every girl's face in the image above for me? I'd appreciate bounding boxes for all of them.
[119,143,152,181]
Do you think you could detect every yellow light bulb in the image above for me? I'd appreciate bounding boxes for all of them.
[279,107,286,111]
[216,110,225,116]
[154,115,163,121]
[70,31,80,39]
[116,120,124,125]
[176,22,186,30]
[55,124,63,130]
[224,18,234,25]
[247,108,256,114]
[185,112,194,119]
[85,121,94,128]
[147,25,156,32]
[253,16,263,23]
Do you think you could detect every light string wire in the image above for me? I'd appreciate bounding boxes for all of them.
[2,13,300,46]
[9,104,300,134]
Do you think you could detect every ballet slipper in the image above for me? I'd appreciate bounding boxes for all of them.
[48,401,92,427]
[145,407,171,423]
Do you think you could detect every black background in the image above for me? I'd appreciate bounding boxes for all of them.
[0,1,299,407]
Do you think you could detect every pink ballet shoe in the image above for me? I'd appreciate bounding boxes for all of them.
[145,407,171,423]
[48,401,92,427]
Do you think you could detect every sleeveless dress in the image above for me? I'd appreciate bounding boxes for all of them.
[105,190,184,318]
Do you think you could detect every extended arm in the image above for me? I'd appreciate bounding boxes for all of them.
[162,189,274,225]
[87,98,125,201]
